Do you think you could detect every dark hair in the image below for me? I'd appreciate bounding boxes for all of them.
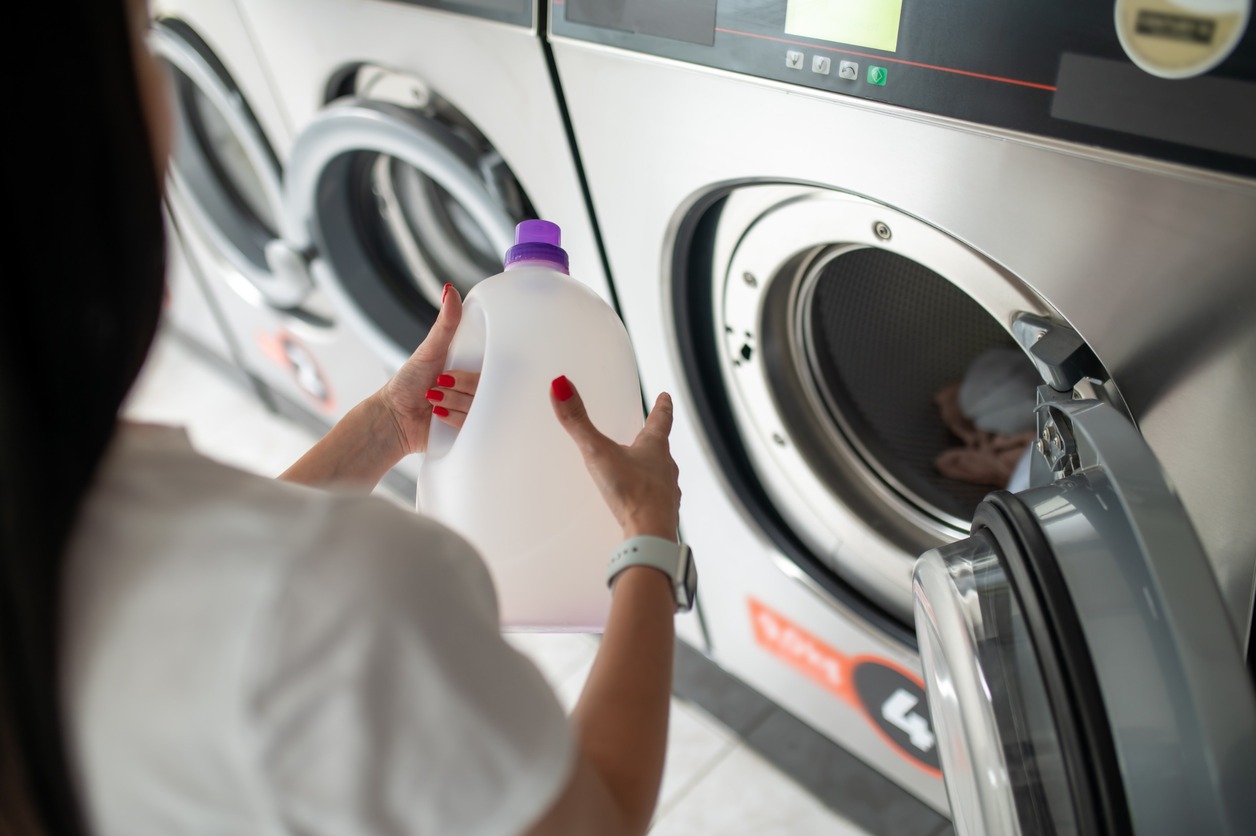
[0,0,166,831]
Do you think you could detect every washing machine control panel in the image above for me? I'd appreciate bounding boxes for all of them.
[553,0,1256,178]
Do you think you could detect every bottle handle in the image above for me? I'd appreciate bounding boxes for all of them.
[425,305,487,461]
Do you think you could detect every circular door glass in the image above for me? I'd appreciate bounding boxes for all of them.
[153,20,283,275]
[711,188,1050,621]
[914,535,1077,835]
[797,245,1031,530]
[150,19,324,314]
[183,78,279,235]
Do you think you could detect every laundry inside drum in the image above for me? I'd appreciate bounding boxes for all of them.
[794,246,1039,529]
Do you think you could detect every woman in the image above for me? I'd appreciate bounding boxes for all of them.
[0,0,684,833]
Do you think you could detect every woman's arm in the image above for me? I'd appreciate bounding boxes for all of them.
[276,391,410,491]
[527,382,683,835]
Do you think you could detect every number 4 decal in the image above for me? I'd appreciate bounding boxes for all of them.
[881,688,936,753]
[748,598,941,775]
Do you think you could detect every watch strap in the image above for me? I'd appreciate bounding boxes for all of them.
[607,535,695,612]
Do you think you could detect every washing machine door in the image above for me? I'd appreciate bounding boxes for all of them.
[913,398,1256,835]
[278,98,523,372]
[149,19,310,310]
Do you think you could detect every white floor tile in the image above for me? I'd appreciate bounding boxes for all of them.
[554,656,595,713]
[654,700,737,819]
[546,660,739,826]
[648,745,870,836]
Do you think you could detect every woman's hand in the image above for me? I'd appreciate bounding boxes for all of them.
[281,284,479,490]
[377,284,476,455]
[549,376,681,542]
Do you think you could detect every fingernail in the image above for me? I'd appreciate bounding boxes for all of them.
[442,283,453,304]
[551,375,574,402]
[436,373,456,387]
[425,388,443,402]
[432,405,449,417]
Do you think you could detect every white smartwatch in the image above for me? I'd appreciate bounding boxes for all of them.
[607,536,697,613]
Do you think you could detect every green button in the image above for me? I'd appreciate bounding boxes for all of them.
[867,66,888,86]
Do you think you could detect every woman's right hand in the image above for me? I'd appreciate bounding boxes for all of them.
[549,376,681,542]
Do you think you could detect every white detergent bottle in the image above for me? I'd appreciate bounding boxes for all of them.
[417,220,644,632]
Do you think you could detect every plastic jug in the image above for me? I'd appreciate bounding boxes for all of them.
[417,220,644,631]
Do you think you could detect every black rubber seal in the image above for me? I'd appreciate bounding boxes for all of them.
[975,491,1132,836]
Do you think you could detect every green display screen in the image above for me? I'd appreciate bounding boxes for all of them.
[785,0,904,53]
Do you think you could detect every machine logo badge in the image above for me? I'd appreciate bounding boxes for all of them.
[747,598,941,776]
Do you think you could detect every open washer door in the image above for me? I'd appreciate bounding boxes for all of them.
[913,330,1256,834]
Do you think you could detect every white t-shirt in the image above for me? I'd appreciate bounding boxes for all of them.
[61,423,574,835]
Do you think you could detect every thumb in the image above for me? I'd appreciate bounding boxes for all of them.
[412,283,463,363]
[641,392,674,442]
[550,375,613,458]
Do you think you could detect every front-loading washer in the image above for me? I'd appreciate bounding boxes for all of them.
[551,0,1256,824]
[150,6,420,484]
[147,1,299,407]
[150,0,574,494]
[232,0,616,376]
[148,4,389,474]
[172,0,623,497]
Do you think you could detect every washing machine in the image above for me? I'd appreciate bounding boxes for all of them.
[148,2,298,408]
[176,0,616,494]
[551,0,1256,825]
[151,3,428,490]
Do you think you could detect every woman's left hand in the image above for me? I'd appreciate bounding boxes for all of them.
[378,283,477,455]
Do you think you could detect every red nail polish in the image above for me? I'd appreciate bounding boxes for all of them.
[442,283,453,304]
[432,405,449,417]
[426,388,444,402]
[436,374,456,388]
[551,375,574,402]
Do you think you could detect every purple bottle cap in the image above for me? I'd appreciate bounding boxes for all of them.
[503,219,569,274]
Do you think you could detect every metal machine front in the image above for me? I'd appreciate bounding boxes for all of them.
[548,0,1256,821]
[554,0,1256,177]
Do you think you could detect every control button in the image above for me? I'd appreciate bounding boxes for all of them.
[838,60,859,80]
[786,50,804,70]
[867,65,888,85]
[811,55,831,75]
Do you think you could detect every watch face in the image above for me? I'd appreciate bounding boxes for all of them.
[680,546,698,611]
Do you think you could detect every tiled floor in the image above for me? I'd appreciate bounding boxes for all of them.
[123,327,872,834]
